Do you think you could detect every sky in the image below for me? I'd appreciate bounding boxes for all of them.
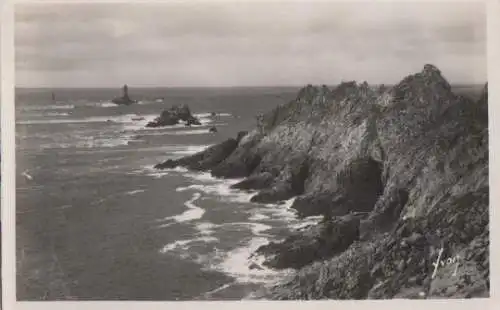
[15,1,486,88]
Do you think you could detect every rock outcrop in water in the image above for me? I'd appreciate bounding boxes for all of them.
[146,104,201,128]
[155,64,489,299]
[112,84,136,105]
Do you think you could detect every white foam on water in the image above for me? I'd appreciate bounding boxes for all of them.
[155,222,174,229]
[202,282,235,298]
[98,101,118,108]
[74,134,136,149]
[45,112,70,117]
[194,112,232,118]
[175,183,256,204]
[196,222,218,236]
[17,118,105,125]
[192,112,231,125]
[126,189,146,196]
[167,144,212,155]
[160,236,218,254]
[199,221,272,238]
[147,170,170,179]
[215,237,285,284]
[248,213,270,221]
[184,172,217,183]
[158,192,205,224]
[38,135,137,150]
[258,197,298,221]
[121,114,163,131]
[291,215,323,230]
[22,104,75,111]
[164,129,210,136]
[135,128,213,137]
[17,114,141,125]
[170,166,189,173]
[225,222,272,236]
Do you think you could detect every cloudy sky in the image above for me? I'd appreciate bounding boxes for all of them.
[15,1,486,88]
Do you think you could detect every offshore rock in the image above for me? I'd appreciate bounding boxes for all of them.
[146,104,201,128]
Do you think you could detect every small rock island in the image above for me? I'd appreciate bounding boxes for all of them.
[112,84,136,105]
[146,104,202,128]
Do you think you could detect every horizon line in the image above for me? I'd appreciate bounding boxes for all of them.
[14,83,486,90]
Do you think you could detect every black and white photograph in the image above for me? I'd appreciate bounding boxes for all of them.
[14,0,489,301]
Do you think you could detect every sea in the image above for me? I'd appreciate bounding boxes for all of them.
[15,87,324,300]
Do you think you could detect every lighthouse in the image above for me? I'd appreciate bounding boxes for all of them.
[123,84,129,99]
[111,84,136,105]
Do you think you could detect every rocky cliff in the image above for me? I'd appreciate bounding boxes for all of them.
[155,64,489,299]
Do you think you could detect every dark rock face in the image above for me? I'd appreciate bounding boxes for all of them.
[291,157,384,218]
[154,64,489,299]
[112,84,136,105]
[146,104,201,128]
[254,214,363,270]
[154,138,238,170]
[231,172,274,190]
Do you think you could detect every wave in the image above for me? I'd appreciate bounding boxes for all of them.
[215,237,287,284]
[248,213,270,221]
[125,189,146,196]
[45,112,70,117]
[194,112,232,118]
[176,182,255,204]
[157,192,205,224]
[160,236,218,254]
[38,133,139,150]
[94,101,118,108]
[151,167,323,230]
[165,129,212,136]
[17,114,155,126]
[170,145,213,156]
[149,167,304,287]
[21,104,75,111]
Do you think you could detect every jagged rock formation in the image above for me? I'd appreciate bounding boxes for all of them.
[155,64,489,299]
[146,104,201,128]
[112,84,136,105]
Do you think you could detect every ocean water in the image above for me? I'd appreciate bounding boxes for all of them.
[15,87,322,300]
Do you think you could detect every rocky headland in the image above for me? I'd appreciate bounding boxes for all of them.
[146,104,202,128]
[155,64,489,299]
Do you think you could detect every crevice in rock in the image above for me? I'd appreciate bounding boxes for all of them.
[290,156,385,220]
[291,159,310,195]
[360,188,409,240]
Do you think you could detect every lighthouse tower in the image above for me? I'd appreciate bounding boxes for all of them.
[123,84,130,100]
